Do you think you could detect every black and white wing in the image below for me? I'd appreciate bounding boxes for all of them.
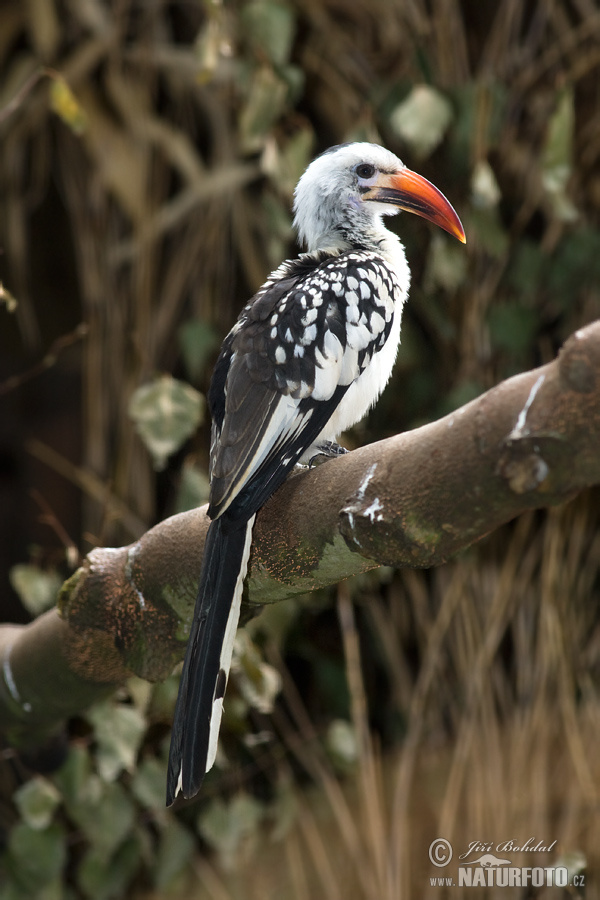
[208,248,402,524]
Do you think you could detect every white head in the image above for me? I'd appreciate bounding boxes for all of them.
[293,142,465,253]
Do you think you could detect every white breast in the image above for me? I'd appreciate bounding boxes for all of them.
[313,298,403,444]
[309,234,409,451]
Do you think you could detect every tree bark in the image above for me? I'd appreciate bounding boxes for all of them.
[1,320,599,748]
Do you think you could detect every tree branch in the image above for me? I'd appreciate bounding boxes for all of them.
[2,320,599,748]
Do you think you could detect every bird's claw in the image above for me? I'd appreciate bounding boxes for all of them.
[308,441,349,468]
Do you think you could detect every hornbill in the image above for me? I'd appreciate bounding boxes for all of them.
[167,142,466,805]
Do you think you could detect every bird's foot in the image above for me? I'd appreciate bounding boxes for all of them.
[308,441,349,468]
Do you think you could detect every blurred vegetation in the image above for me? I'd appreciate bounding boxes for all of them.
[1,0,600,897]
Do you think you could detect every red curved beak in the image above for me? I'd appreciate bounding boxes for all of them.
[364,168,466,243]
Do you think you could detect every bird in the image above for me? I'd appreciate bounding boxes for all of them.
[166,142,466,805]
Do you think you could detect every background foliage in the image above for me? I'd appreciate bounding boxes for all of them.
[1,0,600,897]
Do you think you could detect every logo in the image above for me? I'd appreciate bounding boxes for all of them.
[427,838,585,890]
[429,839,452,867]
[465,854,511,868]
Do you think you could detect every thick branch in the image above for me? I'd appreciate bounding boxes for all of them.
[2,321,599,746]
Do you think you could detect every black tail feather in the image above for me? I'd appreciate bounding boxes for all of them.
[166,516,253,805]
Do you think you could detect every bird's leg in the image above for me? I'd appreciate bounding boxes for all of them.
[308,441,349,468]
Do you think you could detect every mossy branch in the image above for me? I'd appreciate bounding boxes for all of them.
[1,320,599,750]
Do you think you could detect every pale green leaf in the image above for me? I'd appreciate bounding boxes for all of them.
[468,207,509,259]
[326,719,358,773]
[9,564,61,616]
[153,818,196,889]
[174,460,210,513]
[126,676,153,714]
[263,127,314,198]
[242,0,296,67]
[6,823,66,893]
[541,87,578,222]
[147,673,180,721]
[389,85,453,159]
[86,701,146,782]
[471,159,501,208]
[131,757,167,811]
[239,67,288,152]
[194,8,231,84]
[178,318,219,382]
[550,850,586,883]
[197,794,264,871]
[232,631,282,714]
[77,837,141,900]
[542,87,574,174]
[53,744,93,806]
[244,593,301,646]
[67,781,135,858]
[13,778,61,831]
[129,375,204,471]
[423,232,468,293]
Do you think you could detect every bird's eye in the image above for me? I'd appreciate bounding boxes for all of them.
[356,164,376,180]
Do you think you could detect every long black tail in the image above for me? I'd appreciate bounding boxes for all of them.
[166,514,255,805]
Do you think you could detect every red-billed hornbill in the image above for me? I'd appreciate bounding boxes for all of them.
[166,142,465,805]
